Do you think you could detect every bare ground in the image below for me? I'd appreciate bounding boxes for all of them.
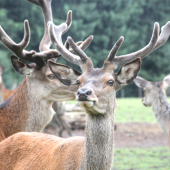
[45,122,169,148]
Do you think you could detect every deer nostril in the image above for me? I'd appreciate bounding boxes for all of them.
[86,90,92,96]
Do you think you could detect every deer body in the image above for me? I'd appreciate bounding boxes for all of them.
[134,76,170,136]
[0,132,85,170]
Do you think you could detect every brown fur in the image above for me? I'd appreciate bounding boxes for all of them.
[0,132,85,170]
[0,79,29,142]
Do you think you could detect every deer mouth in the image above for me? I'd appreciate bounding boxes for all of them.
[78,101,95,108]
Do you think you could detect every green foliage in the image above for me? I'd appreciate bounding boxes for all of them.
[113,147,170,170]
[0,0,170,94]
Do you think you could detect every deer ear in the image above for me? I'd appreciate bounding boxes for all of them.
[134,76,150,88]
[48,60,81,86]
[163,74,170,90]
[11,55,34,75]
[115,58,141,91]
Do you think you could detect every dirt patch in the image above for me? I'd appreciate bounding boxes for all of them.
[53,122,168,148]
[114,122,168,148]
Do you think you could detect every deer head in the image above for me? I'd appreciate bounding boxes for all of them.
[134,75,170,107]
[48,21,170,114]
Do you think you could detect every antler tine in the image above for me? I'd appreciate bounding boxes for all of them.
[0,20,30,53]
[0,20,35,61]
[65,36,93,54]
[62,10,72,35]
[27,0,53,52]
[67,36,89,62]
[67,36,93,55]
[151,21,170,52]
[106,36,124,62]
[113,22,159,68]
[18,20,30,50]
[48,21,84,66]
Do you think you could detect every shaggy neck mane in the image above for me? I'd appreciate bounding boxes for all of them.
[151,83,170,135]
[79,99,116,170]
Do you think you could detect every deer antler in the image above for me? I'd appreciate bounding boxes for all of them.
[48,22,93,71]
[0,20,36,62]
[27,0,91,59]
[112,22,170,68]
[49,21,170,72]
[0,0,93,68]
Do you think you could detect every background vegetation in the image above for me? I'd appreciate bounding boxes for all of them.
[0,0,170,97]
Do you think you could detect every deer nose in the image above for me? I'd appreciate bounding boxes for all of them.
[77,88,92,101]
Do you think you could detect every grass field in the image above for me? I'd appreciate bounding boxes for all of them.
[67,97,170,170]
[114,98,170,170]
[115,98,156,123]
[113,147,170,170]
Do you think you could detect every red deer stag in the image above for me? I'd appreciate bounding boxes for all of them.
[0,0,92,142]
[0,20,170,170]
[0,66,16,103]
[134,75,170,140]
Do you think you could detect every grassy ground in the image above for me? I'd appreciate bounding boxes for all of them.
[115,98,156,123]
[113,147,170,170]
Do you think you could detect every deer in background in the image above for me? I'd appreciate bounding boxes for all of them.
[0,19,169,170]
[134,75,170,139]
[0,0,92,142]
[0,66,16,103]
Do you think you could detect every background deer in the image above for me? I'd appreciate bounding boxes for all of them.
[134,75,170,139]
[0,19,169,170]
[0,0,92,142]
[0,66,16,103]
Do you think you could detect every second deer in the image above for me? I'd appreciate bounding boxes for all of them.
[134,75,170,139]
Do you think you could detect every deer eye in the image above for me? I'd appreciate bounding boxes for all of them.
[47,74,55,80]
[75,80,81,85]
[108,80,114,86]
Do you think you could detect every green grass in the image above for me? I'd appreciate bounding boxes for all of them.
[66,100,77,104]
[115,98,156,123]
[112,147,170,170]
[67,97,170,123]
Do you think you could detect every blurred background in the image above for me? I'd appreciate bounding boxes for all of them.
[0,0,170,169]
[1,0,170,97]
